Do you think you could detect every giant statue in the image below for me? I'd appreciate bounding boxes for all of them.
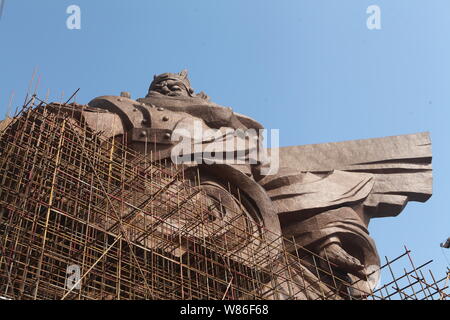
[0,70,432,299]
[81,70,431,298]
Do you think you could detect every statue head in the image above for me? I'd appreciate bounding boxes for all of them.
[148,70,195,97]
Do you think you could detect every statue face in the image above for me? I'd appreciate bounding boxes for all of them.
[151,79,191,97]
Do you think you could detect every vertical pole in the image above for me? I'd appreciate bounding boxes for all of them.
[33,119,66,299]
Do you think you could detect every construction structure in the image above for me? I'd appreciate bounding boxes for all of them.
[0,97,448,300]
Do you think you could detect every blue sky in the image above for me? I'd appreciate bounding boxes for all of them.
[1,0,449,288]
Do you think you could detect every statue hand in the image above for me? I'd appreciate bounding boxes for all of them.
[320,242,366,279]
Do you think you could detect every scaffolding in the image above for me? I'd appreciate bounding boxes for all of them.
[369,247,449,300]
[0,97,448,300]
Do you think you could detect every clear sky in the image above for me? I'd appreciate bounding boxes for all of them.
[1,0,449,288]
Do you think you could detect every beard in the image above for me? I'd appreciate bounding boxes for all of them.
[167,90,186,97]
